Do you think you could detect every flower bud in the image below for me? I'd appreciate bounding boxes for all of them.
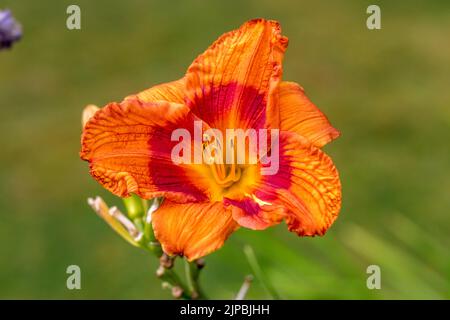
[159,253,174,269]
[171,286,183,299]
[81,104,99,127]
[156,266,165,278]
[123,194,147,219]
[87,196,141,247]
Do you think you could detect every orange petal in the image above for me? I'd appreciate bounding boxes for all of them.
[152,201,239,261]
[126,78,186,104]
[80,98,210,202]
[224,196,285,230]
[254,131,341,236]
[275,81,340,148]
[185,18,288,131]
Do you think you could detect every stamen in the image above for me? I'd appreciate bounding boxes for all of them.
[246,193,272,206]
[204,132,243,189]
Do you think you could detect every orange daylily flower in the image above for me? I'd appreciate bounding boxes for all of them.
[80,19,342,261]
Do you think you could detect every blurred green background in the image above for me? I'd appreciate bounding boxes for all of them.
[1,0,449,299]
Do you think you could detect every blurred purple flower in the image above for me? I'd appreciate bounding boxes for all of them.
[0,9,22,50]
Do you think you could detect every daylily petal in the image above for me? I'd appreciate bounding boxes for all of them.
[249,131,341,236]
[224,197,285,230]
[126,78,185,104]
[80,98,210,202]
[185,18,288,131]
[152,201,239,261]
[275,81,340,147]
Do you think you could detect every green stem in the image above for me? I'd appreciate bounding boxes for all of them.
[184,259,207,299]
[243,245,280,299]
[162,267,191,299]
[122,195,203,300]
